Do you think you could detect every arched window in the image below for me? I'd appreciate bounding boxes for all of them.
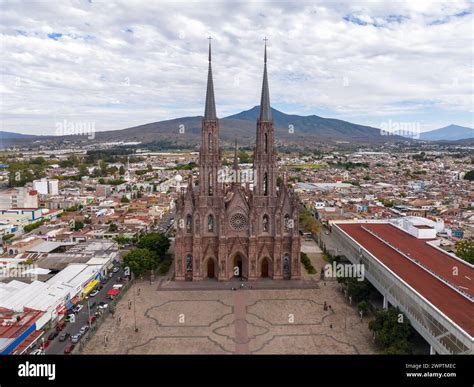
[186,215,192,233]
[264,133,268,153]
[284,214,291,232]
[186,254,193,272]
[208,172,213,196]
[263,172,268,196]
[208,214,214,232]
[262,214,269,232]
[208,132,212,151]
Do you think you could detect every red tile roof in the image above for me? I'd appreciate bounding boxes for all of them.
[337,223,474,337]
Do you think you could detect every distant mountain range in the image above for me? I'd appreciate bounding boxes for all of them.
[0,107,470,149]
[419,125,474,141]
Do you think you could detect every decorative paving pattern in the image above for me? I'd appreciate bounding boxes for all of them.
[82,283,376,355]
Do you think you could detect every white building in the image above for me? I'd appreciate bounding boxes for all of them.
[33,179,59,196]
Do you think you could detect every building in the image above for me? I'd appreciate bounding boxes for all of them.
[331,219,473,354]
[33,179,59,196]
[175,41,301,281]
[0,188,38,209]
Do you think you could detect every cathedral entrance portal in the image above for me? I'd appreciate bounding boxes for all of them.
[261,258,269,278]
[233,255,243,278]
[207,259,215,278]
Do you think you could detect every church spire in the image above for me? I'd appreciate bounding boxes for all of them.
[204,37,217,120]
[259,37,272,122]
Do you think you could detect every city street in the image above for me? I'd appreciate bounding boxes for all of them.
[44,265,126,355]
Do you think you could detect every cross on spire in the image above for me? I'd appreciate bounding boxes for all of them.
[208,36,212,62]
[263,37,268,63]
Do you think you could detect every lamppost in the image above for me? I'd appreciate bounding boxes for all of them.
[133,273,138,332]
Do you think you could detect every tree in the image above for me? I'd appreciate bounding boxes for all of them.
[108,223,118,232]
[369,307,412,354]
[464,170,474,181]
[120,196,130,203]
[73,221,84,231]
[455,240,474,264]
[136,233,170,260]
[122,248,157,276]
[119,165,125,175]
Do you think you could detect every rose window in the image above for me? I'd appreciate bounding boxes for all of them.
[230,213,248,231]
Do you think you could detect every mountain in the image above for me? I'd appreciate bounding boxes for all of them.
[0,107,408,149]
[0,131,38,140]
[89,106,406,147]
[420,125,474,141]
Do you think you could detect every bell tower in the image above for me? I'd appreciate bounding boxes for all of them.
[253,38,277,198]
[199,37,221,197]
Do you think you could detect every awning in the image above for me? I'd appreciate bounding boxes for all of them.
[82,279,99,295]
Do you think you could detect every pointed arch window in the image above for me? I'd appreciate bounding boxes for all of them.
[208,214,214,232]
[186,254,193,272]
[186,215,192,233]
[284,214,291,232]
[262,214,269,232]
[208,172,213,196]
[208,132,212,151]
[283,254,290,275]
[264,133,268,153]
[263,172,268,196]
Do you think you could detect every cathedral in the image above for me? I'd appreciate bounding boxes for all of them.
[174,40,301,281]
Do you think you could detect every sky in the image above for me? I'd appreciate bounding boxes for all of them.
[1,0,473,136]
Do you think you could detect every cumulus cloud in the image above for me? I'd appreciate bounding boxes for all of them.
[0,0,472,135]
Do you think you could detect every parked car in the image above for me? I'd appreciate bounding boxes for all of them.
[108,272,113,279]
[89,290,99,297]
[64,344,75,354]
[73,304,84,314]
[71,334,82,344]
[98,303,108,310]
[87,316,96,324]
[89,301,97,309]
[56,321,66,331]
[79,325,89,335]
[41,341,50,349]
[47,331,58,341]
[30,349,44,355]
[58,332,70,342]
[113,267,119,273]
[65,314,75,322]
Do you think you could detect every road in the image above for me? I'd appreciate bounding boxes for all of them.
[45,265,126,355]
[154,210,175,236]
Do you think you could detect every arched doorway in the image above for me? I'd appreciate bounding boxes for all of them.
[261,258,269,278]
[207,259,215,278]
[233,255,243,278]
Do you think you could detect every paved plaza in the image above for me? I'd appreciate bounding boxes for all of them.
[82,241,377,355]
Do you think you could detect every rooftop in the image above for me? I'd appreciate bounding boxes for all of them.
[337,222,473,337]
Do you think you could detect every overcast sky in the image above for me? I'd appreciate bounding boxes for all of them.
[1,0,472,135]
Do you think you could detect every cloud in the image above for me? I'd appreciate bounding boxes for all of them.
[0,0,472,135]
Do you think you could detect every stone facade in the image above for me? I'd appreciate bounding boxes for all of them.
[175,41,301,281]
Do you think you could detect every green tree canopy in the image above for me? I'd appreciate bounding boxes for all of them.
[369,307,412,354]
[136,232,170,259]
[122,248,157,276]
[455,240,474,264]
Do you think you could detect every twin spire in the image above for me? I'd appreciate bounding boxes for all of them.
[204,37,217,120]
[203,37,272,122]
